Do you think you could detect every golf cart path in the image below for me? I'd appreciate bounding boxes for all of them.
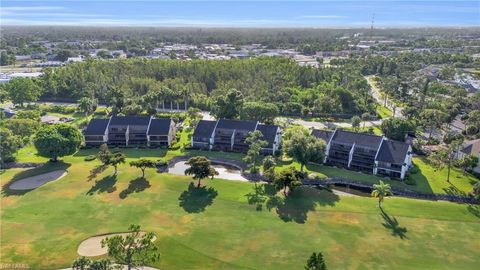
[8,170,67,190]
[77,232,157,257]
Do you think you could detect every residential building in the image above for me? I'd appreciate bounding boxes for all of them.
[313,129,412,179]
[191,119,281,155]
[456,139,480,173]
[83,116,176,147]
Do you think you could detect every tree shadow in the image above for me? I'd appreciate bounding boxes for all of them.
[86,175,117,195]
[467,204,480,218]
[88,164,108,182]
[442,183,468,197]
[406,158,435,195]
[380,208,408,240]
[119,177,151,199]
[245,183,269,211]
[255,186,340,224]
[178,182,218,213]
[275,187,339,223]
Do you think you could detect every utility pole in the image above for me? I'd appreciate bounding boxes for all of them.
[370,13,375,39]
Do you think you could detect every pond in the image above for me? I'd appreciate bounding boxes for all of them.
[327,183,372,197]
[169,161,248,181]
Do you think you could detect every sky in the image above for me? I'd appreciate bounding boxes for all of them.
[1,0,479,28]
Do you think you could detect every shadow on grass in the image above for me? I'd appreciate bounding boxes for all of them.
[119,177,151,199]
[245,183,271,211]
[467,204,480,218]
[246,184,340,224]
[442,183,468,197]
[380,208,408,240]
[178,182,218,213]
[74,148,167,158]
[88,164,108,182]
[2,161,71,197]
[86,174,117,195]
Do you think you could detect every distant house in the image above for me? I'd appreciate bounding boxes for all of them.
[456,139,480,173]
[66,56,84,63]
[313,129,412,179]
[84,116,176,147]
[191,119,281,155]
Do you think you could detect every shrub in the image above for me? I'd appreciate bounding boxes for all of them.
[84,155,96,161]
[409,166,419,174]
[404,174,416,185]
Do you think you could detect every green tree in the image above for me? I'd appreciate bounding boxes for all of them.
[15,110,41,122]
[78,97,97,116]
[55,49,74,62]
[305,251,327,270]
[1,118,41,143]
[184,156,218,187]
[244,130,268,173]
[211,89,244,119]
[459,155,479,173]
[0,128,22,163]
[33,124,83,162]
[101,224,160,270]
[351,115,361,132]
[108,152,126,175]
[429,139,463,182]
[240,102,279,124]
[97,143,111,165]
[89,259,112,270]
[371,180,393,208]
[72,257,91,270]
[274,166,302,196]
[361,112,370,129]
[419,109,447,140]
[283,131,326,172]
[262,155,276,171]
[0,51,15,66]
[130,159,158,178]
[5,77,41,107]
[187,107,202,128]
[380,118,416,141]
[472,182,480,200]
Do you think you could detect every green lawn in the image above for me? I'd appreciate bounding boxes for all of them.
[376,105,392,119]
[1,156,479,269]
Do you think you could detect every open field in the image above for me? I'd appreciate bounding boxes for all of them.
[1,155,480,269]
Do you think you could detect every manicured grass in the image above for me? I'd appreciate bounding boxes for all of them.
[1,156,480,269]
[376,105,392,119]
[275,155,479,195]
[410,157,479,195]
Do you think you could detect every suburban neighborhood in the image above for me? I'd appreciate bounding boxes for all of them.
[1,1,480,270]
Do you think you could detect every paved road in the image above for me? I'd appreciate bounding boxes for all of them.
[276,117,382,130]
[365,75,405,119]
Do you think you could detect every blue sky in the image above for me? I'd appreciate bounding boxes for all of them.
[1,1,479,27]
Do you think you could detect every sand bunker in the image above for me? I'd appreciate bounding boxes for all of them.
[78,232,157,257]
[8,170,67,190]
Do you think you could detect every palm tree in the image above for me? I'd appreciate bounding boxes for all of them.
[371,180,392,208]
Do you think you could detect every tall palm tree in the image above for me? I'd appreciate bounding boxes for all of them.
[371,180,392,208]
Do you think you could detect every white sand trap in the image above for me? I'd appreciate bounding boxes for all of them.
[78,232,157,257]
[8,170,67,190]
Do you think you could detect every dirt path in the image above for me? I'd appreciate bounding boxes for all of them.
[8,170,67,190]
[77,233,157,257]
